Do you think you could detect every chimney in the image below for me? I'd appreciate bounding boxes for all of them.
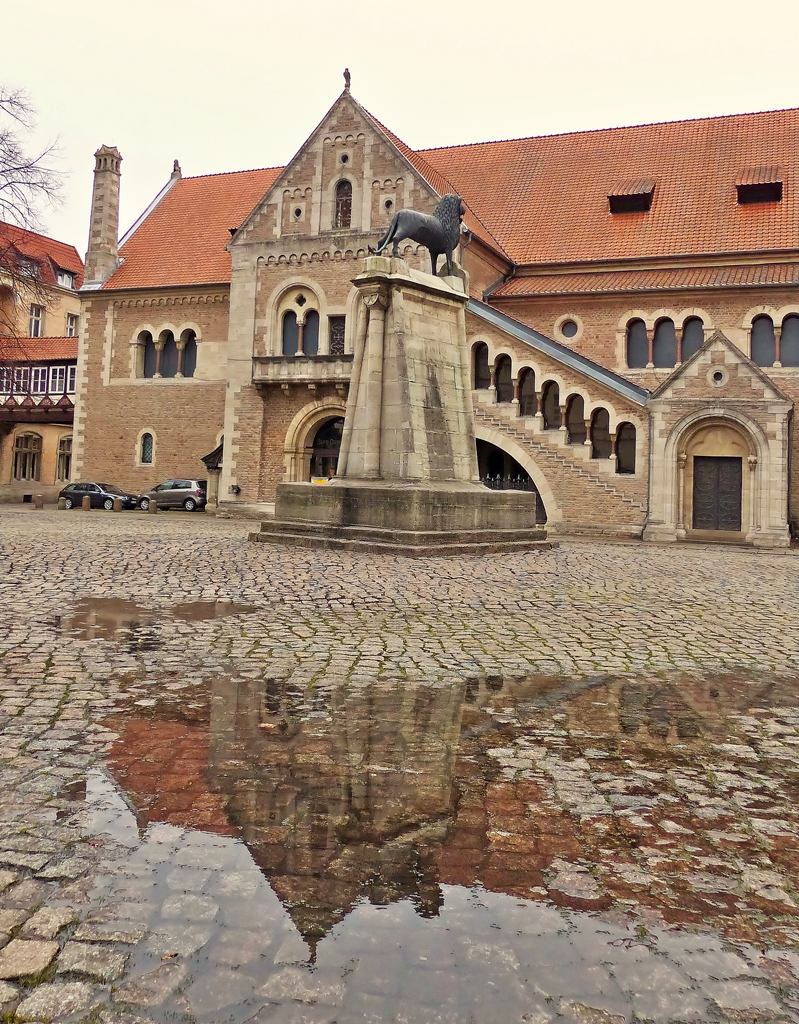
[84,145,122,286]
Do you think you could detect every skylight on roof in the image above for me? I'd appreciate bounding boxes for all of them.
[736,167,783,205]
[608,178,655,214]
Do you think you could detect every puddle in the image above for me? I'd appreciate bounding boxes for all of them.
[57,597,254,639]
[83,670,799,1022]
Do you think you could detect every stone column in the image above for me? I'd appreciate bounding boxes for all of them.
[175,339,185,377]
[609,432,618,469]
[646,328,654,368]
[675,327,683,365]
[748,455,758,532]
[488,365,497,403]
[534,392,544,431]
[774,327,782,367]
[154,340,164,378]
[511,379,520,415]
[583,419,592,446]
[296,321,305,357]
[676,451,687,532]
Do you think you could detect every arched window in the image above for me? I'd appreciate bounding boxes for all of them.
[681,317,704,361]
[518,369,536,416]
[473,343,490,389]
[13,432,41,480]
[781,315,799,367]
[626,319,648,368]
[541,382,560,430]
[751,315,776,366]
[141,331,156,378]
[282,311,299,356]
[160,331,178,378]
[56,436,72,481]
[616,423,636,474]
[303,311,320,357]
[566,395,586,444]
[652,318,677,368]
[495,355,513,403]
[591,408,612,459]
[181,330,197,377]
[140,432,154,465]
[309,417,344,479]
[334,180,352,229]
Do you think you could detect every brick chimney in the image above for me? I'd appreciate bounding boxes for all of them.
[84,145,122,287]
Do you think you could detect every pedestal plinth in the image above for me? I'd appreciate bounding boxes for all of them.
[250,257,551,556]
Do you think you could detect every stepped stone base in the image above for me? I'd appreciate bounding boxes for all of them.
[249,481,552,556]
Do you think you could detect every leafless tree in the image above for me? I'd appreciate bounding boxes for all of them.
[0,85,63,357]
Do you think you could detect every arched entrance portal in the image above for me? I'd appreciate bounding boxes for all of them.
[682,420,751,535]
[308,417,344,480]
[476,439,547,523]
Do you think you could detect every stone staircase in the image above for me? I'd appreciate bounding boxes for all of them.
[473,394,647,531]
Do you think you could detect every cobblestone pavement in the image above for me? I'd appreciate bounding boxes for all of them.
[2,507,799,1022]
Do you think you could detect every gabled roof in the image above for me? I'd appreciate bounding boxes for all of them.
[0,222,84,288]
[103,167,282,290]
[468,298,649,406]
[650,329,791,402]
[420,107,799,265]
[0,336,78,362]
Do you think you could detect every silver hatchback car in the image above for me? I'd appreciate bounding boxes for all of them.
[138,479,207,512]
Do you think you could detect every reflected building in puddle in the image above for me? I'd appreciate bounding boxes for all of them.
[207,676,466,947]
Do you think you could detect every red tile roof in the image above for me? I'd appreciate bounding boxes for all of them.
[420,107,799,265]
[0,336,78,361]
[100,105,799,292]
[0,221,84,288]
[104,167,282,290]
[491,261,799,298]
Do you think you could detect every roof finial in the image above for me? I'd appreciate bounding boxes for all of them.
[171,159,182,181]
[343,68,351,93]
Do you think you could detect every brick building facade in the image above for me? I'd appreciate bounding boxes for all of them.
[75,83,799,546]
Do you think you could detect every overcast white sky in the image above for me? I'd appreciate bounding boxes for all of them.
[5,0,799,255]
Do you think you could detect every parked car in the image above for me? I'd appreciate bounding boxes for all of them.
[138,479,207,512]
[59,482,139,510]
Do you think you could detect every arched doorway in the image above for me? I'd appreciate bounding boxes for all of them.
[683,421,751,534]
[476,439,546,523]
[308,417,344,479]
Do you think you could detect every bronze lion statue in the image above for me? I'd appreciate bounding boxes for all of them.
[370,193,467,276]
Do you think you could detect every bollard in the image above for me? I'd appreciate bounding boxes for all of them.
[147,499,158,514]
[81,495,91,511]
[57,497,66,510]
[112,497,122,512]
[32,494,44,510]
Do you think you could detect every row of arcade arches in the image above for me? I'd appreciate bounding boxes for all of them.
[473,345,636,473]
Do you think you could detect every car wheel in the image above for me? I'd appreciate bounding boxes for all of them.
[64,497,73,510]
[103,498,114,510]
[183,498,197,512]
[139,498,149,511]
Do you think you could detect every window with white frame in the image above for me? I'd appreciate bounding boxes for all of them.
[67,365,76,393]
[57,270,75,289]
[49,365,66,394]
[0,367,11,394]
[29,305,44,337]
[31,367,48,394]
[65,313,79,336]
[12,367,30,394]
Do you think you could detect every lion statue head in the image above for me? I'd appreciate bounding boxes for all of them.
[434,194,466,248]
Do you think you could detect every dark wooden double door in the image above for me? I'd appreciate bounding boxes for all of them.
[692,456,742,531]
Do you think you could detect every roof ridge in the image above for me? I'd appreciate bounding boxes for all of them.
[181,165,284,182]
[416,104,799,153]
[0,220,81,253]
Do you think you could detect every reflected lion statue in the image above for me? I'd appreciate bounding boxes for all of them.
[370,193,467,276]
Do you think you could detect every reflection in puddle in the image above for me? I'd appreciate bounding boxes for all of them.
[88,670,799,1021]
[58,597,254,639]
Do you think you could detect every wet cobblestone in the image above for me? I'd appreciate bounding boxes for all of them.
[2,507,799,1021]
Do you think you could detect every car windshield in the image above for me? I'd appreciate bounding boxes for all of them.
[98,484,125,495]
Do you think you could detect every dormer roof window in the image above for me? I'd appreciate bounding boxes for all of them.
[736,166,782,205]
[608,178,655,214]
[56,268,75,289]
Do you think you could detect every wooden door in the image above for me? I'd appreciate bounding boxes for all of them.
[692,456,742,531]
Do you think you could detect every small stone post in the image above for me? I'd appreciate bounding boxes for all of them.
[81,496,91,511]
[112,498,122,512]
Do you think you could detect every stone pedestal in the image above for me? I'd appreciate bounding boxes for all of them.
[251,257,550,556]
